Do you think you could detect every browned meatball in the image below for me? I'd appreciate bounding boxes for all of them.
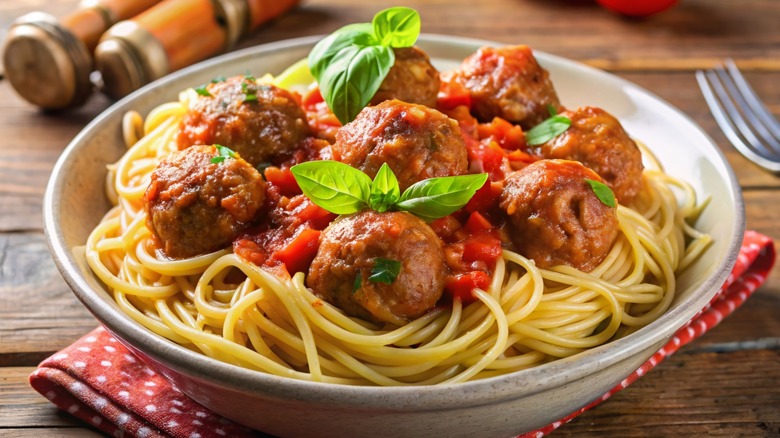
[370,46,440,108]
[307,210,447,325]
[333,99,468,190]
[145,145,266,258]
[176,76,310,167]
[451,45,561,129]
[499,159,618,272]
[537,107,644,204]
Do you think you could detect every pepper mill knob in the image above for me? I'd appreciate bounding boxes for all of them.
[2,12,93,110]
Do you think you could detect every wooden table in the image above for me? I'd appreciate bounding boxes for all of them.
[1,0,778,436]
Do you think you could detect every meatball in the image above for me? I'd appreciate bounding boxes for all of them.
[370,46,440,108]
[145,145,266,258]
[537,107,644,204]
[333,99,468,190]
[499,159,618,272]
[307,210,447,325]
[451,45,561,129]
[176,76,310,167]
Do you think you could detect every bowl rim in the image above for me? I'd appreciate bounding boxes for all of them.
[44,33,745,410]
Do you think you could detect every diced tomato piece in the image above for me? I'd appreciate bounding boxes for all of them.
[463,236,502,267]
[445,271,491,304]
[272,228,321,274]
[437,78,471,110]
[507,149,537,165]
[465,180,503,213]
[302,87,325,108]
[265,166,301,197]
[289,196,337,230]
[464,211,493,234]
[478,117,527,151]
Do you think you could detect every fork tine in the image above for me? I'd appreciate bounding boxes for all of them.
[696,70,780,173]
[716,61,780,154]
[704,69,778,158]
[724,59,780,141]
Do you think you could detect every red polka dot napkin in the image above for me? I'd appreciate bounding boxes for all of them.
[30,231,775,438]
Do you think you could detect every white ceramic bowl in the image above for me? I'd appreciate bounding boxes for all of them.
[44,35,744,437]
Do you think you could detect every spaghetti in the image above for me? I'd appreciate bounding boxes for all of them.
[85,72,711,387]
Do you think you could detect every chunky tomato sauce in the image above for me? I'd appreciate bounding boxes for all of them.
[235,81,539,301]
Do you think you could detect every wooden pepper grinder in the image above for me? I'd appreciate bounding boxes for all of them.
[2,0,161,109]
[95,0,301,100]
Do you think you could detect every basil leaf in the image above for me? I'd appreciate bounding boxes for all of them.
[353,272,362,293]
[369,163,401,212]
[194,85,211,97]
[547,104,557,117]
[396,173,489,221]
[317,44,394,124]
[290,161,371,214]
[369,258,401,284]
[211,144,237,164]
[211,76,226,84]
[526,115,571,146]
[307,7,422,124]
[308,24,375,80]
[373,7,420,47]
[585,179,617,208]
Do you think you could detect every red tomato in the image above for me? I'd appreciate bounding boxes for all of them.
[272,228,321,275]
[597,0,678,17]
[264,166,301,197]
[445,271,491,304]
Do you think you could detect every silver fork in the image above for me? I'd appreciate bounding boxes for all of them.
[696,59,780,173]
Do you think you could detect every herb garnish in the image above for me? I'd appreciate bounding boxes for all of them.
[353,272,362,292]
[194,85,211,97]
[526,109,572,146]
[308,7,421,124]
[210,145,238,164]
[369,258,402,284]
[194,75,228,96]
[585,179,617,207]
[369,163,401,212]
[290,160,487,221]
[240,79,258,103]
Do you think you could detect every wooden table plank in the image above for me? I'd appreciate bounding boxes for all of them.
[561,349,780,436]
[0,367,92,428]
[3,0,780,75]
[0,233,97,365]
[238,0,780,69]
[1,0,779,436]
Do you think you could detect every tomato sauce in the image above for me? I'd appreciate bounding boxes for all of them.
[235,81,535,300]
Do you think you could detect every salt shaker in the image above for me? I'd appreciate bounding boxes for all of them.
[95,0,301,100]
[2,0,161,109]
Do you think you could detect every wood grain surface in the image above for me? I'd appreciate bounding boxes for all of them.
[1,0,778,436]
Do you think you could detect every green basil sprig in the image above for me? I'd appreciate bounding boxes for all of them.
[526,107,572,146]
[585,178,617,207]
[210,145,238,164]
[307,7,421,124]
[290,160,487,221]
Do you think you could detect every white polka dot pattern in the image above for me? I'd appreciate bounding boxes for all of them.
[26,231,774,438]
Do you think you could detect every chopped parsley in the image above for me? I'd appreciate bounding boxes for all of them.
[368,258,402,284]
[194,85,211,97]
[210,144,238,164]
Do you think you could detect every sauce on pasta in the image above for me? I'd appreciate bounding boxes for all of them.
[85,43,712,386]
